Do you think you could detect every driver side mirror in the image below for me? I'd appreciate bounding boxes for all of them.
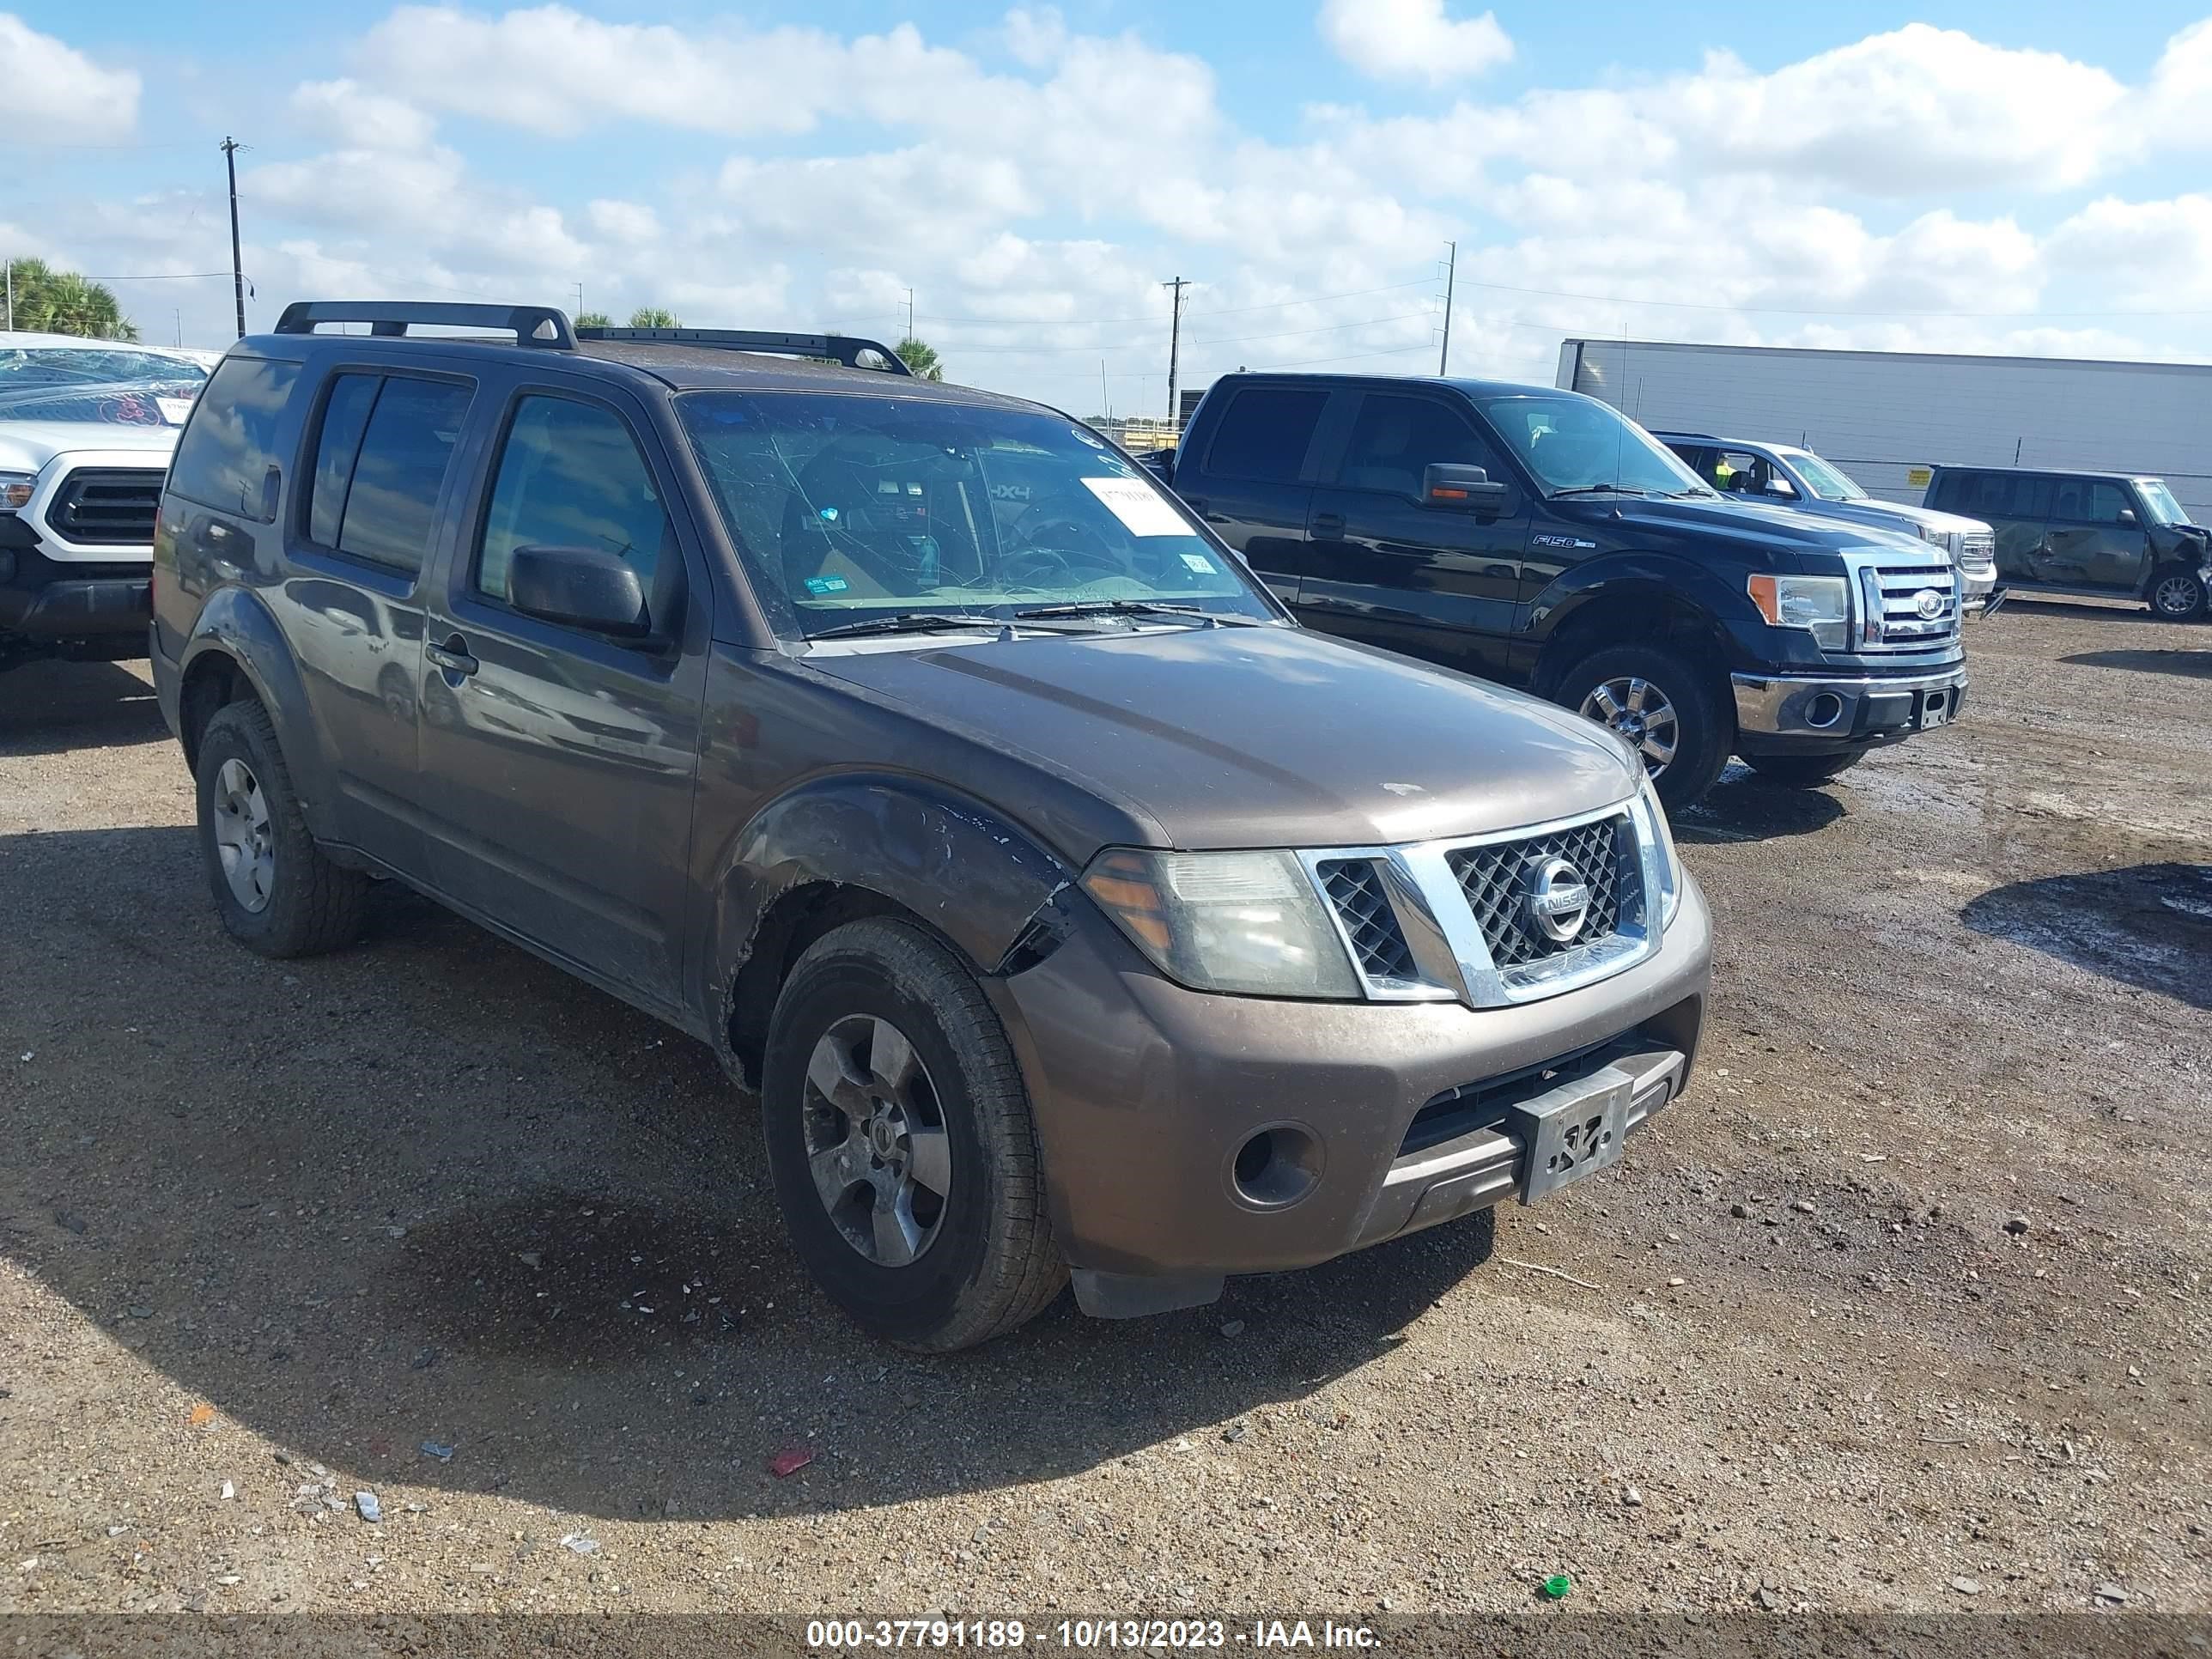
[1424,463,1510,515]
[2118,507,2137,526]
[1763,478,1796,498]
[508,544,652,637]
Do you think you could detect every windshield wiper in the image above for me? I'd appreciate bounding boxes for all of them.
[803,612,1003,641]
[1010,599,1254,628]
[1551,484,1650,499]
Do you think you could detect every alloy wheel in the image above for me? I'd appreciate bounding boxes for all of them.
[2152,574,2203,618]
[1580,676,1680,778]
[800,1014,952,1267]
[210,758,276,914]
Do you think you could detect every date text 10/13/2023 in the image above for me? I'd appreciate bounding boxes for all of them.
[805,1621,1382,1650]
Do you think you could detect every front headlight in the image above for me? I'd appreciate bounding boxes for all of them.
[1081,847,1361,999]
[0,470,36,511]
[1636,776,1682,927]
[1747,573,1850,651]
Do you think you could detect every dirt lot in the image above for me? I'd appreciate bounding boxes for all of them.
[0,600,2206,1626]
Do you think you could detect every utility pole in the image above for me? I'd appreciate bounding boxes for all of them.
[4,259,12,332]
[1161,276,1188,425]
[1438,240,1456,376]
[221,137,246,339]
[904,287,915,343]
[1100,358,1110,420]
[574,282,584,318]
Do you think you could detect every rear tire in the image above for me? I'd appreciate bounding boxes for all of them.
[1557,642,1730,812]
[195,700,367,957]
[2149,566,2208,621]
[1741,750,1863,788]
[761,917,1066,1351]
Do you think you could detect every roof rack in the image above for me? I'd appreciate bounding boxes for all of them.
[274,301,576,348]
[574,326,912,376]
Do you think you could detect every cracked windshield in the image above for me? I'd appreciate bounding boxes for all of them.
[678,391,1279,637]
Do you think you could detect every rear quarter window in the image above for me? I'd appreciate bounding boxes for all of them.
[167,357,301,522]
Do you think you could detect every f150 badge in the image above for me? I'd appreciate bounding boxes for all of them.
[1532,533,1598,550]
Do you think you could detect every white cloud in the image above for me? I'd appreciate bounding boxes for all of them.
[1,12,139,140]
[2048,193,2212,305]
[290,78,437,151]
[1317,0,1511,86]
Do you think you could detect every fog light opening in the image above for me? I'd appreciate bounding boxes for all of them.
[1231,1124,1323,1209]
[1805,691,1845,730]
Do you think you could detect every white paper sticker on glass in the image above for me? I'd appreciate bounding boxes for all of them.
[1080,476,1192,538]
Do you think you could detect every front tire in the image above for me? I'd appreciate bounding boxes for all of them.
[1558,643,1731,811]
[2149,566,2208,621]
[762,917,1066,1351]
[1741,750,1863,788]
[195,700,367,957]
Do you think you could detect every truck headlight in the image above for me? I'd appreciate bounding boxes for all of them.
[1082,848,1362,999]
[1747,573,1850,651]
[1636,776,1682,927]
[0,470,35,511]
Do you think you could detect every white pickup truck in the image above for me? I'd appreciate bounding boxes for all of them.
[0,333,213,668]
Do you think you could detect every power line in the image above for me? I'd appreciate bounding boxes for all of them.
[944,308,1432,356]
[911,276,1437,330]
[1454,274,2212,321]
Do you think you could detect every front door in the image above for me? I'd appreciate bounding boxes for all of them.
[1297,390,1528,680]
[2040,477,2149,591]
[417,385,709,1012]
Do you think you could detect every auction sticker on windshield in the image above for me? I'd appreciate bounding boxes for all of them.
[1081,476,1191,537]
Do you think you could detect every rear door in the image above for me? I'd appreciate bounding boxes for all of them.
[1297,390,1530,680]
[276,363,477,878]
[1176,384,1334,605]
[1939,471,2050,585]
[416,378,711,1012]
[2041,477,2149,591]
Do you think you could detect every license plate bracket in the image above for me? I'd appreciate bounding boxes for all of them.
[1915,684,1960,729]
[1510,1065,1632,1204]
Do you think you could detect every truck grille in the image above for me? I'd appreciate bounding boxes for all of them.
[49,467,164,546]
[1857,558,1960,653]
[1316,860,1417,981]
[1445,815,1630,969]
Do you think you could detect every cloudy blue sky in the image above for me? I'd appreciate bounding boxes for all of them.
[12,1,2212,413]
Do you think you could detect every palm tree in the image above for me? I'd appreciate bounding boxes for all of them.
[895,337,943,381]
[4,258,138,340]
[573,309,612,329]
[628,306,679,329]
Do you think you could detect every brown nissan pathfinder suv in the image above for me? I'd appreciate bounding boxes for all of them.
[150,304,1712,1349]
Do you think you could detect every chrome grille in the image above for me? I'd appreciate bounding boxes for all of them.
[1445,815,1630,969]
[1316,859,1417,981]
[1856,556,1960,653]
[50,467,163,546]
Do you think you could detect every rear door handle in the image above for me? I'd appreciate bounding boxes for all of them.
[427,635,478,678]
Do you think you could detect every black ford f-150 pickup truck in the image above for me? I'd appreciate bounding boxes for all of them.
[1150,374,1968,808]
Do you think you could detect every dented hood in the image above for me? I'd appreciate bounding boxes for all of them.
[802,623,1643,855]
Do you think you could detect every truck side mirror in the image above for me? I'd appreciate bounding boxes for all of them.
[2118,507,2137,526]
[509,545,652,637]
[1423,464,1510,514]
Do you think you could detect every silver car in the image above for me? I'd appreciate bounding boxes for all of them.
[1660,432,1998,605]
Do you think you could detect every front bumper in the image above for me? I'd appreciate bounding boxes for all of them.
[1960,561,1998,604]
[0,533,152,653]
[988,875,1711,1314]
[1731,663,1966,751]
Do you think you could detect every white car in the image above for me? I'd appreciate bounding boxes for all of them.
[0,336,210,667]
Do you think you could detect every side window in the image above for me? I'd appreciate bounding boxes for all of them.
[331,378,474,574]
[167,357,301,521]
[2088,482,2131,524]
[1712,449,1766,495]
[477,395,671,620]
[306,374,380,550]
[1337,395,1504,498]
[1203,389,1328,484]
[1930,472,1970,512]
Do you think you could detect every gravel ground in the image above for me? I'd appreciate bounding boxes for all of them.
[0,599,2206,1625]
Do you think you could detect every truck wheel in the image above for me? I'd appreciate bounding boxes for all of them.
[1742,750,1863,788]
[195,700,367,957]
[761,917,1066,1351]
[2149,566,2208,621]
[1559,644,1730,811]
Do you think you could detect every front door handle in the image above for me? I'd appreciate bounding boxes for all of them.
[1311,512,1345,536]
[427,635,478,678]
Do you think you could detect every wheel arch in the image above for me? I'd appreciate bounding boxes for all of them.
[174,586,331,812]
[705,775,1077,1090]
[1530,568,1740,701]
